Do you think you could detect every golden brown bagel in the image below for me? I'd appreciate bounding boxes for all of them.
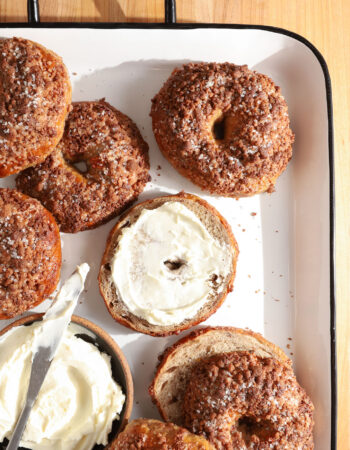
[16,100,150,233]
[0,188,61,319]
[151,62,293,197]
[0,37,71,177]
[183,351,314,449]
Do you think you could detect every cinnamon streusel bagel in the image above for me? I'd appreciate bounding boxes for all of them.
[184,352,314,449]
[150,327,314,449]
[0,188,61,319]
[151,62,294,197]
[0,37,71,177]
[112,419,215,449]
[16,100,150,233]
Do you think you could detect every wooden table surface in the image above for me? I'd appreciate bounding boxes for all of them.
[0,1,348,448]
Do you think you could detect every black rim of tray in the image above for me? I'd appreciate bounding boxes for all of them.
[0,1,337,448]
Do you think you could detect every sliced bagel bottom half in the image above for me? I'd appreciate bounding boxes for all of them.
[98,192,238,337]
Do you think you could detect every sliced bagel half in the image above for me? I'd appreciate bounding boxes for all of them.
[149,326,291,425]
[98,192,238,337]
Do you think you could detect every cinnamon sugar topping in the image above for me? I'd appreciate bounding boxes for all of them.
[183,352,314,449]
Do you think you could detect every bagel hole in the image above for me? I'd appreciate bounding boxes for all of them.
[237,416,276,443]
[164,258,186,271]
[213,117,226,140]
[209,274,221,287]
[72,161,88,174]
[212,113,243,142]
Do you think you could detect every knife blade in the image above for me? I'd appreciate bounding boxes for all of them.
[7,263,90,450]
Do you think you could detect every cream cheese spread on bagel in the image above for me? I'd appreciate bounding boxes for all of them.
[111,201,231,326]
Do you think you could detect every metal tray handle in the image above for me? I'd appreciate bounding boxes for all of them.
[27,0,177,24]
[27,0,40,24]
[165,0,177,24]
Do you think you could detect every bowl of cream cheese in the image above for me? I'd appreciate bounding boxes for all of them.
[0,314,133,450]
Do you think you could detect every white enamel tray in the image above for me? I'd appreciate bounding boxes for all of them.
[0,25,335,449]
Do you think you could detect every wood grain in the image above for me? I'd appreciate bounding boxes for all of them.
[0,1,349,448]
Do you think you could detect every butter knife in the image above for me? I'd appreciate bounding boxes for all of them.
[7,263,90,450]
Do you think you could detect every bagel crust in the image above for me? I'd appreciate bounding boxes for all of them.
[0,188,61,319]
[184,352,314,449]
[16,101,150,233]
[151,62,294,197]
[0,37,72,177]
[111,419,215,449]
